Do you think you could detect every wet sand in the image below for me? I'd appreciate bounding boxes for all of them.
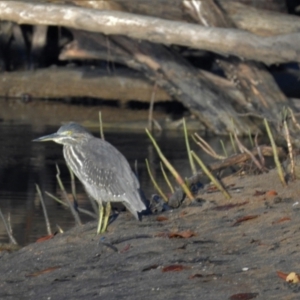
[1,168,300,299]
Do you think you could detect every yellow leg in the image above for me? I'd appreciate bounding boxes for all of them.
[97,202,103,234]
[101,202,111,233]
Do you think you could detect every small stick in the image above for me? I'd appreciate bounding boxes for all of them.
[229,132,237,154]
[288,107,300,130]
[191,151,231,200]
[146,129,194,202]
[36,184,52,235]
[183,118,197,175]
[193,133,214,155]
[283,118,295,180]
[148,82,157,131]
[7,212,13,236]
[233,132,265,172]
[45,192,97,218]
[160,162,174,193]
[145,159,168,202]
[152,119,162,132]
[248,128,254,148]
[254,132,265,169]
[220,139,228,158]
[193,133,225,160]
[56,164,82,225]
[264,119,287,186]
[99,111,105,140]
[68,167,79,211]
[0,207,18,245]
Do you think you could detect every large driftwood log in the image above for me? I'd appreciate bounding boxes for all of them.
[59,31,143,71]
[58,31,253,106]
[218,1,300,36]
[113,36,256,135]
[114,0,299,37]
[184,0,294,132]
[53,35,300,110]
[60,30,255,135]
[0,1,299,65]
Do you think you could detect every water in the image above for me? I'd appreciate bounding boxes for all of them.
[0,119,227,246]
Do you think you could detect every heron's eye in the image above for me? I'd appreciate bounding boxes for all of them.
[63,131,72,136]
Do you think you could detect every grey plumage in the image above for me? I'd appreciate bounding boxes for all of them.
[34,122,146,220]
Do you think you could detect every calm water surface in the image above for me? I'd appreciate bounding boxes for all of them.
[0,121,230,245]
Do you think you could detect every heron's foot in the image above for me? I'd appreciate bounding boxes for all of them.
[100,225,107,233]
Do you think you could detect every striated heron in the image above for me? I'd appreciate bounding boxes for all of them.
[33,122,146,233]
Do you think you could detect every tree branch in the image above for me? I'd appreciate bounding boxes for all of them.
[0,1,299,65]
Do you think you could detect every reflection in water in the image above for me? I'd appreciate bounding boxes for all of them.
[0,122,234,245]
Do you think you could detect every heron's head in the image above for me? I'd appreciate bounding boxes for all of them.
[33,122,93,145]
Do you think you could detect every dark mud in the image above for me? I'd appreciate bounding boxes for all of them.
[1,169,300,299]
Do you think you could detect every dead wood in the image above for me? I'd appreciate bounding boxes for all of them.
[185,0,294,134]
[111,36,255,135]
[218,1,300,36]
[72,0,124,11]
[0,1,299,65]
[209,145,285,171]
[187,145,286,185]
[0,26,245,112]
[59,30,300,135]
[59,31,143,71]
[113,0,185,21]
[113,0,299,37]
[110,0,299,37]
[59,30,255,134]
[59,29,257,109]
[0,0,299,136]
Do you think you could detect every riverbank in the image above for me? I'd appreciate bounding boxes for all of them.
[1,167,300,299]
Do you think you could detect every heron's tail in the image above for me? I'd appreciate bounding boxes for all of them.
[124,192,146,220]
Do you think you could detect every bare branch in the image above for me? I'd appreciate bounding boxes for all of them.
[0,1,299,65]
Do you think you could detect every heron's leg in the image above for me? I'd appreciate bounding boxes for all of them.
[97,202,104,234]
[101,202,111,233]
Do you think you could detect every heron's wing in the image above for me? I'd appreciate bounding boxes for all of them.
[79,139,141,202]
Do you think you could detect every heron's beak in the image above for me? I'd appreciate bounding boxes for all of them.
[32,133,60,142]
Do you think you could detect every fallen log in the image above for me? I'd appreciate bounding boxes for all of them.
[0,1,299,65]
[60,30,255,135]
[219,1,300,36]
[59,34,254,104]
[100,0,300,37]
[184,0,294,134]
[113,36,256,135]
